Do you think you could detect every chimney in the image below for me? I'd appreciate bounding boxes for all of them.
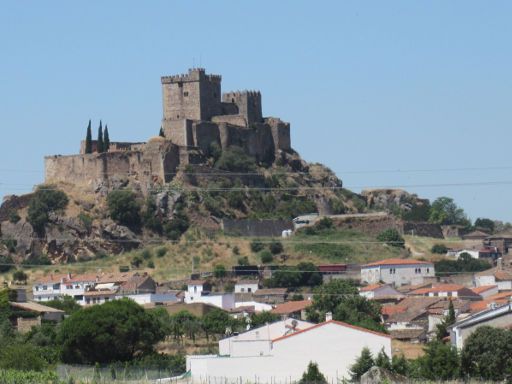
[497,257,503,270]
[325,312,333,322]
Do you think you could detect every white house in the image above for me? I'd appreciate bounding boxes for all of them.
[187,319,392,383]
[185,280,235,310]
[470,285,499,299]
[219,318,315,356]
[359,284,404,300]
[475,268,512,291]
[450,301,512,349]
[234,280,259,294]
[235,301,273,312]
[33,273,98,302]
[410,284,481,300]
[361,258,435,287]
[455,249,480,259]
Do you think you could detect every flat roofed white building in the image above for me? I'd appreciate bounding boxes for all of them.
[361,258,435,287]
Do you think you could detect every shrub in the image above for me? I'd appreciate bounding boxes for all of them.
[298,362,327,384]
[107,190,141,229]
[0,344,48,371]
[377,228,405,248]
[78,212,93,232]
[213,264,227,278]
[0,255,14,273]
[232,245,240,256]
[250,239,264,253]
[27,187,69,234]
[22,255,51,266]
[316,217,334,230]
[147,261,155,269]
[156,247,167,258]
[131,256,143,268]
[12,270,27,283]
[119,265,130,273]
[269,240,284,255]
[8,210,20,224]
[2,239,17,253]
[237,256,249,266]
[215,146,256,172]
[259,250,273,264]
[431,244,448,254]
[163,212,190,241]
[141,249,152,260]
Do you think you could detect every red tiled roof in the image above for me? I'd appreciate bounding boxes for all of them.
[411,284,465,295]
[272,320,390,342]
[363,258,433,267]
[470,285,498,294]
[35,274,68,284]
[271,300,312,315]
[381,305,407,316]
[360,284,383,292]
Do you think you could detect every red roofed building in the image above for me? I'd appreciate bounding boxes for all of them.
[271,299,312,319]
[470,285,498,299]
[410,284,481,300]
[361,258,435,287]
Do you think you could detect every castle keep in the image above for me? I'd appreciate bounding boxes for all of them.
[45,68,291,193]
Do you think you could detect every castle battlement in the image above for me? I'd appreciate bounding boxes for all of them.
[161,68,222,84]
[223,90,261,97]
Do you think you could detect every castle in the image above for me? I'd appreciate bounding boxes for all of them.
[45,68,292,193]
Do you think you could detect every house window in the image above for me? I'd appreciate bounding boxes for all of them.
[248,288,252,293]
[43,286,47,290]
[105,297,110,301]
[241,288,245,292]
[75,285,80,289]
[184,91,189,97]
[427,268,430,273]
[35,286,39,291]
[194,286,197,293]
[66,285,73,289]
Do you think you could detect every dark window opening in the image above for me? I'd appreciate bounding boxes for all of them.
[184,91,189,97]
[232,98,235,103]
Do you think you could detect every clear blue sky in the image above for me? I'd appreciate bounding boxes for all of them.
[1,1,512,222]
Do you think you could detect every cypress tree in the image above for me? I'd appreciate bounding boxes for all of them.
[159,126,165,137]
[104,125,110,152]
[85,120,92,154]
[97,120,104,153]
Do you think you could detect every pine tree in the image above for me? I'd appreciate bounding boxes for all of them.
[298,362,327,384]
[85,120,92,154]
[436,299,456,340]
[97,120,104,153]
[349,347,375,382]
[104,125,110,152]
[159,126,165,137]
[375,347,391,370]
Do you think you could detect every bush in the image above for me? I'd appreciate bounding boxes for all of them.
[107,190,141,229]
[269,240,284,255]
[377,228,405,248]
[232,245,240,256]
[259,250,273,264]
[156,247,167,258]
[163,212,190,241]
[147,261,155,269]
[12,270,28,283]
[237,256,249,266]
[27,187,69,234]
[8,210,20,224]
[250,239,264,253]
[215,146,256,172]
[119,265,130,272]
[78,212,93,232]
[22,255,51,266]
[0,255,14,273]
[298,362,328,384]
[131,256,143,268]
[2,239,17,253]
[431,244,448,254]
[0,344,48,371]
[213,264,227,278]
[141,249,152,260]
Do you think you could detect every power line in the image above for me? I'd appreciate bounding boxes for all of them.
[5,179,512,192]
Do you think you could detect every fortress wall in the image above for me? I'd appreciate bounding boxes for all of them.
[211,114,248,127]
[164,119,193,146]
[192,122,220,153]
[45,152,144,189]
[266,117,291,152]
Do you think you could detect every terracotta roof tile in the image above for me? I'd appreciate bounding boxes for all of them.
[271,300,312,315]
[411,284,466,295]
[272,319,390,342]
[470,285,498,294]
[360,284,384,292]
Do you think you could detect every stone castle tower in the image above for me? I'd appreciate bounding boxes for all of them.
[46,68,291,193]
